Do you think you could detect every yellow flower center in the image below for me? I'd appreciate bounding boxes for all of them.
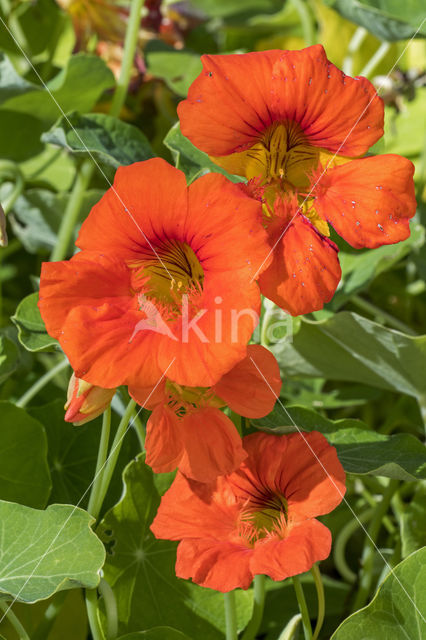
[165,380,225,416]
[239,489,288,541]
[128,239,204,307]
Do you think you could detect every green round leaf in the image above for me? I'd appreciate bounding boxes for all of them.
[0,501,105,603]
[331,548,426,638]
[0,402,51,508]
[11,292,59,352]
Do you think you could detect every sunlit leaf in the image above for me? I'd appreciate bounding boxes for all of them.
[331,548,426,638]
[0,501,105,603]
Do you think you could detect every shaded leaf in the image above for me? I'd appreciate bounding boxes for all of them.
[272,312,426,399]
[11,292,60,352]
[0,501,105,603]
[0,53,114,123]
[331,548,426,638]
[0,334,19,384]
[99,456,253,639]
[145,41,202,96]
[0,402,51,508]
[324,0,426,40]
[43,112,154,168]
[118,630,192,640]
[253,405,426,481]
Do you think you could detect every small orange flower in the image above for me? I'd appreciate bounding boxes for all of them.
[151,431,346,592]
[130,345,282,481]
[39,159,270,389]
[179,45,416,315]
[64,372,116,425]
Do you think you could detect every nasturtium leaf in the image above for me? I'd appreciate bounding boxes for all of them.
[118,629,192,640]
[383,92,426,157]
[190,0,279,18]
[272,312,426,399]
[145,42,202,96]
[0,110,44,161]
[98,456,253,639]
[331,548,426,639]
[400,483,426,558]
[0,334,19,384]
[164,122,244,183]
[10,188,105,253]
[0,402,51,508]
[253,405,426,481]
[11,292,60,352]
[0,501,105,603]
[29,399,139,514]
[335,223,425,305]
[43,112,155,168]
[0,53,114,124]
[20,145,76,192]
[324,0,426,40]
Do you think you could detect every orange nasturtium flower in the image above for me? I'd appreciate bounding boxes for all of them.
[129,345,282,482]
[178,45,416,315]
[151,431,346,592]
[64,372,116,426]
[39,159,270,390]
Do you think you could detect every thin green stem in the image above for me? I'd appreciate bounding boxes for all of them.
[310,565,324,640]
[85,588,105,640]
[352,479,399,611]
[96,399,137,518]
[0,601,30,640]
[50,159,94,261]
[292,576,312,640]
[359,41,391,78]
[99,578,118,640]
[88,406,112,519]
[333,508,374,583]
[343,27,368,75]
[131,407,146,450]
[224,591,238,640]
[361,486,396,534]
[16,357,69,408]
[289,0,315,46]
[109,0,144,117]
[351,294,417,335]
[0,160,25,213]
[241,574,266,640]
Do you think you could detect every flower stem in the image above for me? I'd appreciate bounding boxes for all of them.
[31,591,68,640]
[224,591,238,640]
[50,159,94,261]
[96,399,137,519]
[109,0,144,118]
[87,406,112,519]
[15,357,69,408]
[292,576,312,640]
[343,27,368,75]
[351,294,417,335]
[98,578,118,640]
[310,565,325,640]
[359,41,391,78]
[352,479,399,611]
[0,160,25,214]
[0,601,30,640]
[333,507,375,583]
[289,0,315,46]
[85,588,105,640]
[241,574,266,640]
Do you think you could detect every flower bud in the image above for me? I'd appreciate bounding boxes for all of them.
[64,373,116,426]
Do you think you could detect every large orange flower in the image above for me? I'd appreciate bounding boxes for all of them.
[39,159,270,389]
[179,45,416,315]
[151,431,346,592]
[129,345,282,481]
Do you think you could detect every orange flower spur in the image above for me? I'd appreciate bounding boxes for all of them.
[38,159,271,389]
[129,345,282,482]
[151,430,346,592]
[178,45,416,315]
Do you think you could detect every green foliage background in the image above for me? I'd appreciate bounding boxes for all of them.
[0,0,425,638]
